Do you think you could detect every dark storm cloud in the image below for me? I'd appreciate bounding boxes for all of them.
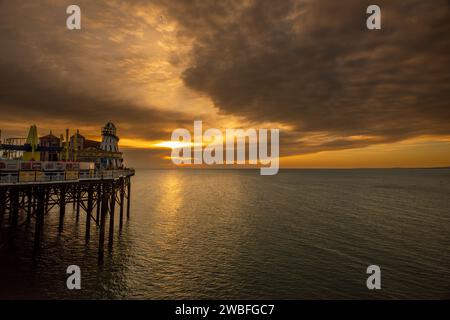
[0,60,189,140]
[158,0,450,154]
[1,0,449,163]
[0,64,181,168]
[0,0,193,143]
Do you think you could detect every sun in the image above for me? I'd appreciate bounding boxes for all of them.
[153,141,194,149]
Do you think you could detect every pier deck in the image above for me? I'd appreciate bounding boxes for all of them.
[0,169,134,263]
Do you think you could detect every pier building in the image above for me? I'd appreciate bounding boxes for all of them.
[0,122,134,263]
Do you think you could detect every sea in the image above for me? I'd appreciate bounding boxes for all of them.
[0,169,449,299]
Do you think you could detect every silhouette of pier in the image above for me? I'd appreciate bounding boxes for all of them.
[0,169,134,263]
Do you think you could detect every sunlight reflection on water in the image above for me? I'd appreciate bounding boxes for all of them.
[1,169,449,299]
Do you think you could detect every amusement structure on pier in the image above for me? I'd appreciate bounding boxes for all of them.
[0,122,126,183]
[0,122,134,262]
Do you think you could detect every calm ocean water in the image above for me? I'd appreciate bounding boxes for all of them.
[0,169,449,299]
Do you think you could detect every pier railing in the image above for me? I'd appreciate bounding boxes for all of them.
[0,169,135,185]
[0,168,133,263]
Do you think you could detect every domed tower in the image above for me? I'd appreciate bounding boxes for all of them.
[100,122,121,168]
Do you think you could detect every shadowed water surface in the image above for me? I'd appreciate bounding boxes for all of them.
[0,169,449,299]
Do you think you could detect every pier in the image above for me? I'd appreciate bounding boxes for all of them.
[0,169,134,263]
[0,122,134,262]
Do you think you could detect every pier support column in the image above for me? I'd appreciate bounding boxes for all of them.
[45,189,49,214]
[98,184,108,263]
[96,184,102,223]
[76,186,81,221]
[8,189,13,223]
[85,184,93,241]
[34,188,45,251]
[108,183,116,248]
[119,179,125,230]
[126,180,131,219]
[27,189,32,221]
[72,186,76,211]
[33,193,37,214]
[0,187,6,228]
[59,186,66,233]
[10,188,19,228]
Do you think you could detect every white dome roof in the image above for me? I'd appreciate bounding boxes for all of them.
[104,122,116,129]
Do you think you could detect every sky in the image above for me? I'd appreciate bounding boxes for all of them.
[0,0,449,168]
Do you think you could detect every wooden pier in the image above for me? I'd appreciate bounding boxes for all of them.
[0,169,134,263]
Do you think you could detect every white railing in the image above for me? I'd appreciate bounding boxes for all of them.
[0,169,135,185]
[0,175,18,184]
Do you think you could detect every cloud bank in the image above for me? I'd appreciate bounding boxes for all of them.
[1,0,449,166]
